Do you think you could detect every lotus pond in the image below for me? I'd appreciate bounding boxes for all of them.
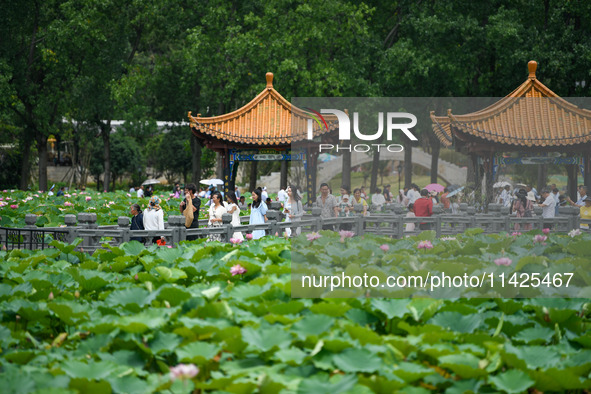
[0,229,590,393]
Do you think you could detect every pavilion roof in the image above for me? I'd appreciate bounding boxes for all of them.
[431,61,591,149]
[188,73,335,146]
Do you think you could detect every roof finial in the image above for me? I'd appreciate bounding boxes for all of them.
[266,72,273,88]
[528,60,537,79]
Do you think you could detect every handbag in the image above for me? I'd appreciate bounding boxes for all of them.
[184,197,194,227]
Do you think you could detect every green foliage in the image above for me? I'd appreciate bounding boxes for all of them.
[0,230,590,392]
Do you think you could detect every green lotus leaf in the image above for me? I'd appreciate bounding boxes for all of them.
[176,341,221,364]
[332,348,382,373]
[242,325,292,352]
[291,314,334,339]
[438,353,487,379]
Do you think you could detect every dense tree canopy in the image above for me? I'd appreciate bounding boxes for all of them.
[1,0,590,190]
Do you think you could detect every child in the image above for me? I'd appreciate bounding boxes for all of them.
[405,203,416,232]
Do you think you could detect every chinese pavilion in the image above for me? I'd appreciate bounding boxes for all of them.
[188,73,335,202]
[431,60,591,203]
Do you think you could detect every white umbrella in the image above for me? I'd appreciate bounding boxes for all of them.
[199,179,224,186]
[493,181,511,188]
[142,179,161,186]
[446,186,465,198]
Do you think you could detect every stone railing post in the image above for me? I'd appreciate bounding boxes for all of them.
[24,214,37,229]
[117,216,130,243]
[64,214,77,243]
[311,207,322,232]
[435,216,442,238]
[221,213,233,241]
[266,210,280,237]
[167,215,186,244]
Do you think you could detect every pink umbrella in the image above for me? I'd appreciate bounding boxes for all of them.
[425,183,445,193]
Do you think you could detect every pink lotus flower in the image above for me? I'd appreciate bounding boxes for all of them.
[230,238,243,245]
[494,257,512,266]
[48,292,54,300]
[380,244,389,252]
[245,233,253,240]
[34,194,40,197]
[339,230,355,242]
[10,204,18,209]
[169,363,199,381]
[511,232,522,236]
[64,194,71,197]
[533,234,547,244]
[230,264,247,276]
[307,232,322,241]
[542,228,550,234]
[127,193,131,197]
[85,196,92,201]
[64,201,73,207]
[417,240,434,249]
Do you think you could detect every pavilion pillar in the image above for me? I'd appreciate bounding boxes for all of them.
[306,148,318,205]
[567,164,578,202]
[482,151,495,210]
[280,160,288,190]
[221,148,233,195]
[249,161,258,191]
[584,151,591,189]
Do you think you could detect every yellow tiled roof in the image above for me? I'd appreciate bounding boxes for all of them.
[188,73,334,146]
[431,61,591,148]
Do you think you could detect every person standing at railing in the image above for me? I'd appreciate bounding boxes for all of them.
[250,188,268,239]
[405,203,416,232]
[284,185,304,237]
[371,187,386,212]
[352,188,368,216]
[336,186,352,231]
[512,189,533,231]
[143,196,165,244]
[538,188,556,230]
[180,183,201,241]
[315,183,338,230]
[207,191,227,242]
[566,185,587,208]
[413,189,433,230]
[407,184,421,204]
[440,188,450,210]
[130,203,145,243]
[226,191,243,241]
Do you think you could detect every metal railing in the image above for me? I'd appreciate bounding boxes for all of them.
[0,202,588,252]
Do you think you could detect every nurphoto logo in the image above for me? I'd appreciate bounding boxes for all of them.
[305,108,418,153]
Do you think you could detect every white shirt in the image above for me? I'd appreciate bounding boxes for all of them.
[372,194,386,207]
[500,190,512,207]
[137,189,144,198]
[143,208,164,230]
[129,187,135,193]
[261,190,269,200]
[277,189,288,202]
[541,195,556,218]
[407,189,420,204]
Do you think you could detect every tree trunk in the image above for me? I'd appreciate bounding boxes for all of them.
[342,142,351,189]
[102,123,111,192]
[370,150,380,193]
[404,140,412,188]
[430,138,440,184]
[19,128,33,190]
[37,132,48,191]
[191,135,202,185]
[249,161,258,191]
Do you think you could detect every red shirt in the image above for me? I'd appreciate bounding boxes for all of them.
[413,197,433,217]
[440,192,450,209]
